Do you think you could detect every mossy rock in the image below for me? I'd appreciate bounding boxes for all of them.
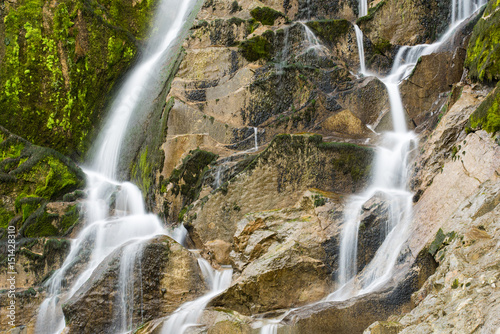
[467,81,500,134]
[0,127,85,238]
[250,7,285,26]
[305,19,352,47]
[0,0,160,157]
[465,0,500,83]
[239,32,274,62]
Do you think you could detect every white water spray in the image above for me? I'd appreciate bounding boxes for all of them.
[299,22,325,53]
[354,25,366,74]
[328,0,486,302]
[359,0,368,17]
[35,1,199,333]
[253,127,259,151]
[451,0,486,24]
[161,258,232,334]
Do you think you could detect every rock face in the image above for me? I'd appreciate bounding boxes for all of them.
[62,236,207,333]
[400,51,466,126]
[0,0,160,157]
[184,134,373,250]
[357,0,451,46]
[209,204,333,314]
[2,0,500,332]
[0,126,85,294]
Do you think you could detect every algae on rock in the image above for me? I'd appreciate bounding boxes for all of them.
[0,0,160,157]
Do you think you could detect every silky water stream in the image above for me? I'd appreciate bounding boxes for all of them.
[34,0,232,333]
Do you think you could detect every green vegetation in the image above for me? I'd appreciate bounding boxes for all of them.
[0,0,158,156]
[372,38,392,55]
[250,7,284,26]
[0,128,84,238]
[131,147,153,195]
[428,228,456,256]
[468,81,500,134]
[306,20,351,46]
[465,0,500,82]
[239,34,274,62]
[312,194,326,207]
[230,1,242,13]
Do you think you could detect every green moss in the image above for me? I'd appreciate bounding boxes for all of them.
[33,157,81,200]
[0,207,16,229]
[312,194,326,207]
[59,204,80,234]
[250,7,284,26]
[230,1,242,13]
[326,142,372,182]
[0,0,158,157]
[451,278,460,289]
[356,0,386,25]
[465,0,500,82]
[306,20,351,46]
[239,34,273,62]
[468,82,500,134]
[0,142,25,161]
[131,147,152,195]
[17,196,43,222]
[428,228,456,256]
[23,207,59,238]
[372,38,392,55]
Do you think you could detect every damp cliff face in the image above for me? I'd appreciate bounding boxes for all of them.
[0,0,499,333]
[0,0,159,158]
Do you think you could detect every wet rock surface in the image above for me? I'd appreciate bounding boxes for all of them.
[62,236,206,333]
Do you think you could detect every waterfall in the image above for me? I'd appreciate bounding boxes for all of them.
[114,242,145,333]
[35,1,200,333]
[359,0,368,17]
[451,0,486,24]
[299,22,324,52]
[328,0,486,301]
[354,25,366,74]
[254,127,259,151]
[276,26,290,75]
[161,258,233,334]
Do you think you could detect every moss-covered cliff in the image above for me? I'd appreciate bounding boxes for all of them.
[0,0,159,158]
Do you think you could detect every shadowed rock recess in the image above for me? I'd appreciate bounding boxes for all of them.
[0,0,499,333]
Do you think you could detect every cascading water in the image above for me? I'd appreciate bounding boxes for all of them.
[359,0,368,17]
[276,26,290,75]
[451,0,486,24]
[35,0,200,333]
[327,0,487,301]
[114,242,145,333]
[254,127,259,151]
[299,22,324,53]
[161,257,232,333]
[354,25,366,74]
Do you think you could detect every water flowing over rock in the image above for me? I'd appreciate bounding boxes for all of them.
[1,0,500,332]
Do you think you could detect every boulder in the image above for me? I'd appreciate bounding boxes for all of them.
[400,51,466,126]
[62,236,207,333]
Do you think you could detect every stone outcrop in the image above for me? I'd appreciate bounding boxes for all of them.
[62,236,207,333]
[357,0,451,46]
[183,134,373,250]
[400,51,466,126]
